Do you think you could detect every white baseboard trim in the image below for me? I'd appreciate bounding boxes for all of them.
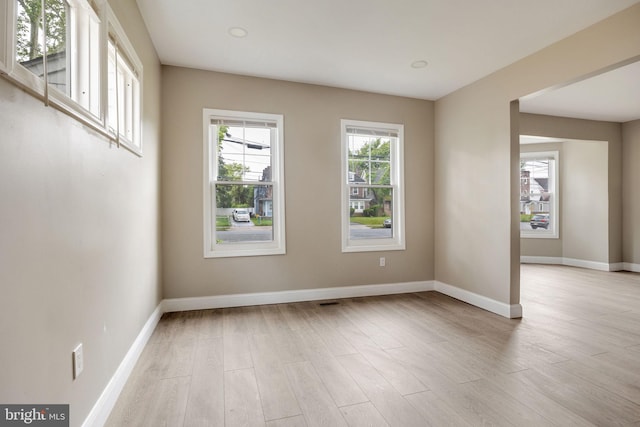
[162,280,435,312]
[623,262,640,273]
[85,280,433,426]
[80,256,640,427]
[562,257,616,272]
[520,256,623,272]
[87,278,529,426]
[82,304,163,427]
[608,263,625,272]
[520,256,563,265]
[434,281,523,319]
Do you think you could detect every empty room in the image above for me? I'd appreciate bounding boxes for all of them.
[1,1,639,426]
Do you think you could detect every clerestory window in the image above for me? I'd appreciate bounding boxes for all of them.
[107,7,142,154]
[1,1,143,155]
[14,0,101,118]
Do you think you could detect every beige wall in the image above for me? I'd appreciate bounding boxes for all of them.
[435,4,640,306]
[1,2,637,423]
[519,114,622,264]
[161,67,434,299]
[563,140,610,262]
[0,1,161,426]
[623,119,640,266]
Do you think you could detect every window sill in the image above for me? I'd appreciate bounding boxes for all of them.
[204,247,286,258]
[521,233,559,239]
[342,241,406,253]
[1,71,142,157]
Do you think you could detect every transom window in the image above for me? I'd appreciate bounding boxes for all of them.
[15,0,101,117]
[107,8,142,154]
[203,109,286,258]
[2,1,143,155]
[341,119,405,252]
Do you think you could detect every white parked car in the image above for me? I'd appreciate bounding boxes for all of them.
[232,209,251,222]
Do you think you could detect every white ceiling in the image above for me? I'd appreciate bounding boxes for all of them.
[136,0,639,113]
[519,60,640,123]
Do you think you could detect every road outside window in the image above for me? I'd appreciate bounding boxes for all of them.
[520,151,559,238]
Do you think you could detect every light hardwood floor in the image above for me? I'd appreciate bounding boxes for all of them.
[106,265,640,426]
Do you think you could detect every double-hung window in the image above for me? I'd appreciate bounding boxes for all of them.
[203,109,286,258]
[341,119,405,252]
[520,151,559,238]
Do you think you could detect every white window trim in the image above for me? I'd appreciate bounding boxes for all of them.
[521,150,559,239]
[203,108,286,258]
[107,6,143,155]
[0,1,8,73]
[341,119,405,253]
[0,1,143,156]
[4,0,104,126]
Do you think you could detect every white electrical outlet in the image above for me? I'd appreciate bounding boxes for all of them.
[73,344,84,379]
[379,257,386,267]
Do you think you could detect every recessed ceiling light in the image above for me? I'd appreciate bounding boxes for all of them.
[411,60,428,69]
[228,27,248,38]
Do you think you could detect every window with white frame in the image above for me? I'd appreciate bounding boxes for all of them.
[341,119,405,252]
[203,109,286,258]
[1,1,142,154]
[520,151,559,238]
[107,8,142,153]
[14,0,101,118]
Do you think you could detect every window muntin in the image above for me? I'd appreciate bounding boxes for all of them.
[204,109,285,258]
[215,119,274,182]
[520,151,559,238]
[341,120,405,252]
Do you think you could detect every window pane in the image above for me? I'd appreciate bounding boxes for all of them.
[218,125,273,182]
[520,158,554,233]
[349,188,393,240]
[107,36,141,148]
[88,13,100,113]
[347,133,392,185]
[214,184,274,244]
[45,0,67,93]
[107,41,117,130]
[370,159,390,185]
[15,0,44,65]
[124,72,133,139]
[16,0,68,94]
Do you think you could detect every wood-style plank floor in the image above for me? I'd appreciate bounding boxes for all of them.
[106,265,640,426]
